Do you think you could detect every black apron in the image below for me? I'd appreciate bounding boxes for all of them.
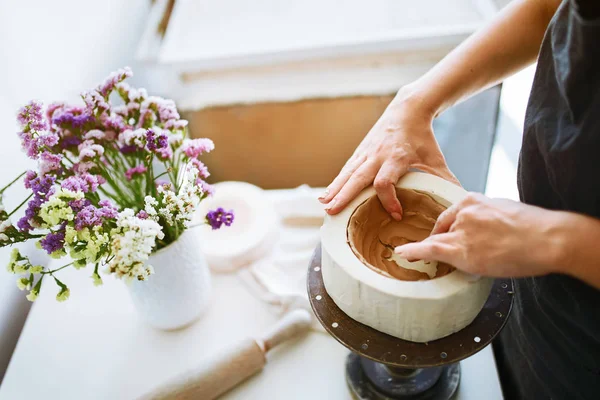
[494,1,600,399]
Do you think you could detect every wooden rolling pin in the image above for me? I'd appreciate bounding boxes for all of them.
[138,309,313,400]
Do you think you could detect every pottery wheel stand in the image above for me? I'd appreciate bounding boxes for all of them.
[307,244,514,400]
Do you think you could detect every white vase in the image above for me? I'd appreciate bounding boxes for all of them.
[127,229,211,330]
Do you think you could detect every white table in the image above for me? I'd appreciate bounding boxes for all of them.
[0,190,503,400]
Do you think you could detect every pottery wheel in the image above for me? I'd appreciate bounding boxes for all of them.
[307,242,514,368]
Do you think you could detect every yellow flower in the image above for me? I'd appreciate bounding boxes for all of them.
[30,265,43,274]
[64,226,77,244]
[10,248,20,262]
[26,290,38,302]
[91,272,103,286]
[56,288,70,302]
[73,259,87,269]
[13,263,28,274]
[16,278,30,291]
[39,189,83,226]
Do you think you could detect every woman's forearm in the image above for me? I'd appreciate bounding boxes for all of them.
[394,0,561,117]
[547,212,600,290]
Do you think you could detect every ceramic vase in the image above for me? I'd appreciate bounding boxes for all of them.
[128,228,211,330]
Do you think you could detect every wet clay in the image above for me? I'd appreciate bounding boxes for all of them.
[346,188,455,281]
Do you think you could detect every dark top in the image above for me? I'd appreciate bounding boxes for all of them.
[494,1,600,399]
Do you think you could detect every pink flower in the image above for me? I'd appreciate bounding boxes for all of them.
[73,161,95,174]
[164,119,188,131]
[156,145,173,161]
[84,130,108,140]
[198,180,215,197]
[190,159,210,179]
[181,138,214,159]
[125,165,147,180]
[78,140,105,160]
[39,152,62,175]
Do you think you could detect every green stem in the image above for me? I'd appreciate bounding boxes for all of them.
[7,193,33,218]
[0,171,27,194]
[42,261,74,275]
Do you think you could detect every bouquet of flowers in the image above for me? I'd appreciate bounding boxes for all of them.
[2,67,233,302]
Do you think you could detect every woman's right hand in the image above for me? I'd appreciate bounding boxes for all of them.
[318,91,458,220]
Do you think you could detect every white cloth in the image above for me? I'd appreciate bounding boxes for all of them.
[238,185,326,332]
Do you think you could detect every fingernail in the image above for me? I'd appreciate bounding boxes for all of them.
[325,199,337,212]
[394,246,403,254]
[318,188,330,202]
[391,212,402,221]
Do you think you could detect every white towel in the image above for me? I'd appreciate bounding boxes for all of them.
[238,185,327,332]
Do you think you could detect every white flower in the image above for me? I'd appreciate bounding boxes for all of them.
[119,128,146,147]
[0,233,9,243]
[106,209,163,281]
[144,196,159,218]
[0,219,12,233]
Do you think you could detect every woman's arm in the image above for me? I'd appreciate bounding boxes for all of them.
[320,0,561,217]
[402,0,561,117]
[394,195,600,290]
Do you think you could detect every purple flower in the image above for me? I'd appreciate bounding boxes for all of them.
[40,228,66,254]
[17,217,33,232]
[61,173,102,193]
[119,144,139,154]
[125,165,147,180]
[24,170,37,189]
[157,134,168,149]
[39,152,62,175]
[18,176,55,232]
[74,206,102,230]
[69,198,92,212]
[137,210,149,219]
[146,129,157,151]
[74,202,117,230]
[96,67,133,97]
[27,174,55,196]
[17,100,47,132]
[61,135,82,149]
[206,208,234,230]
[18,132,40,159]
[52,107,94,129]
[97,200,118,219]
[181,138,214,159]
[38,132,59,148]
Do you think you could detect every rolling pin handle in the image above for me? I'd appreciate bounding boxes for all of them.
[260,309,312,352]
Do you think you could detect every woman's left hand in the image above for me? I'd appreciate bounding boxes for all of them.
[394,193,561,278]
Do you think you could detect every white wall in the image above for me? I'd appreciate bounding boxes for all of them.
[0,0,155,382]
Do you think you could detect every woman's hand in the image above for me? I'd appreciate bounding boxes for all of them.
[318,94,458,220]
[394,193,562,278]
